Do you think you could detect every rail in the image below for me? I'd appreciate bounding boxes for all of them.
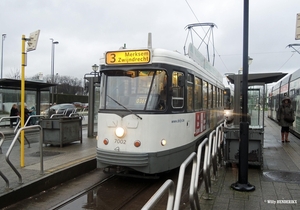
[0,116,20,127]
[217,124,224,165]
[0,116,31,149]
[192,137,208,209]
[4,125,43,188]
[50,114,65,118]
[0,131,5,154]
[0,116,20,128]
[69,113,81,118]
[0,131,8,188]
[211,125,222,179]
[174,152,198,210]
[142,123,224,210]
[13,115,46,148]
[141,179,175,210]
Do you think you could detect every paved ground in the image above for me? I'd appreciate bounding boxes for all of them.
[1,115,300,209]
[196,116,300,210]
[0,125,97,209]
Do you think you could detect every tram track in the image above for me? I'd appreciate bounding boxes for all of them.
[3,167,191,210]
[52,173,165,210]
[51,167,192,210]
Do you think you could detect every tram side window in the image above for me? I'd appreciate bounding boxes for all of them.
[187,74,194,112]
[208,83,212,108]
[213,86,216,108]
[203,81,208,109]
[218,88,221,107]
[194,77,202,110]
[216,88,219,107]
[220,88,223,107]
[172,71,184,109]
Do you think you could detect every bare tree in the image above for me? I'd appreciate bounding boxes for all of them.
[40,74,84,95]
[6,68,20,79]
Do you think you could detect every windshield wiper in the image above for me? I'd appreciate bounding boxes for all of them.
[107,95,142,120]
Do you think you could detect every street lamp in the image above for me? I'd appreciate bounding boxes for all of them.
[92,64,99,74]
[50,38,59,104]
[85,64,99,137]
[1,34,6,79]
[238,56,253,74]
[248,56,253,65]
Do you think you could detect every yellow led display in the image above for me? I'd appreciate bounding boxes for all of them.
[105,50,151,65]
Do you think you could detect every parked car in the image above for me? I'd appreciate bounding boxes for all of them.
[73,102,82,108]
[42,103,77,117]
[82,103,88,110]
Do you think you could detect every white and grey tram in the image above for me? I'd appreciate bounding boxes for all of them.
[96,43,224,174]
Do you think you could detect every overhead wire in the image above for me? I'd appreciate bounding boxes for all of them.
[185,0,200,23]
[277,52,296,71]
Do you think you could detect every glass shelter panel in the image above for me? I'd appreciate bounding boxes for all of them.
[248,86,264,128]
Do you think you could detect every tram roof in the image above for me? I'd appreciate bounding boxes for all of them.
[0,78,56,91]
[225,72,287,85]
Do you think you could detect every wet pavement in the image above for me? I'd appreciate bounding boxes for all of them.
[0,125,97,209]
[195,116,300,210]
[1,115,300,209]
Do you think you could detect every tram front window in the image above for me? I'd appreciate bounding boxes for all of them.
[100,70,167,111]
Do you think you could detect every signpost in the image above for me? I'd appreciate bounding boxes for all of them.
[20,30,40,167]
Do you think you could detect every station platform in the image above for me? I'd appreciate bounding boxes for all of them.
[196,115,300,210]
[0,125,97,209]
[0,116,300,209]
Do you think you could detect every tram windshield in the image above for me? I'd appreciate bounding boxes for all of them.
[100,69,167,111]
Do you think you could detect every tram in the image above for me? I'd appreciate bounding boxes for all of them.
[268,68,300,137]
[96,35,225,174]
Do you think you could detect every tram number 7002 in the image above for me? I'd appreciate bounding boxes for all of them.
[115,139,126,144]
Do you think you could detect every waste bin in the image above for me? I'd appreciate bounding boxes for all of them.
[40,117,82,147]
[223,125,263,169]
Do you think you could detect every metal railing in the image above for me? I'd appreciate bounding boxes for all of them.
[50,108,77,118]
[141,179,175,210]
[12,115,46,148]
[0,131,6,188]
[0,131,5,154]
[2,125,43,189]
[0,116,20,127]
[142,123,224,210]
[0,116,30,149]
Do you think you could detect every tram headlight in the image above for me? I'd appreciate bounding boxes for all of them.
[161,139,167,146]
[115,127,125,138]
[224,110,229,116]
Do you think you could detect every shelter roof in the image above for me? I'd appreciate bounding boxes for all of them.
[0,79,56,91]
[225,72,287,84]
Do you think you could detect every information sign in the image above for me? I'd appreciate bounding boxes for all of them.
[296,13,300,40]
[105,50,151,65]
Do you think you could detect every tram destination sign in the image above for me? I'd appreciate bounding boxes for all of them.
[105,49,151,65]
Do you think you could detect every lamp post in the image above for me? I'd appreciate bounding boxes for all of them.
[1,34,6,79]
[50,38,59,104]
[231,0,255,192]
[87,64,99,137]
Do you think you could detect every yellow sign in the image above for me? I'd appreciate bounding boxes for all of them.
[105,50,151,65]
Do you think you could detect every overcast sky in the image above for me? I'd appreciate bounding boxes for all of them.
[0,0,299,84]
